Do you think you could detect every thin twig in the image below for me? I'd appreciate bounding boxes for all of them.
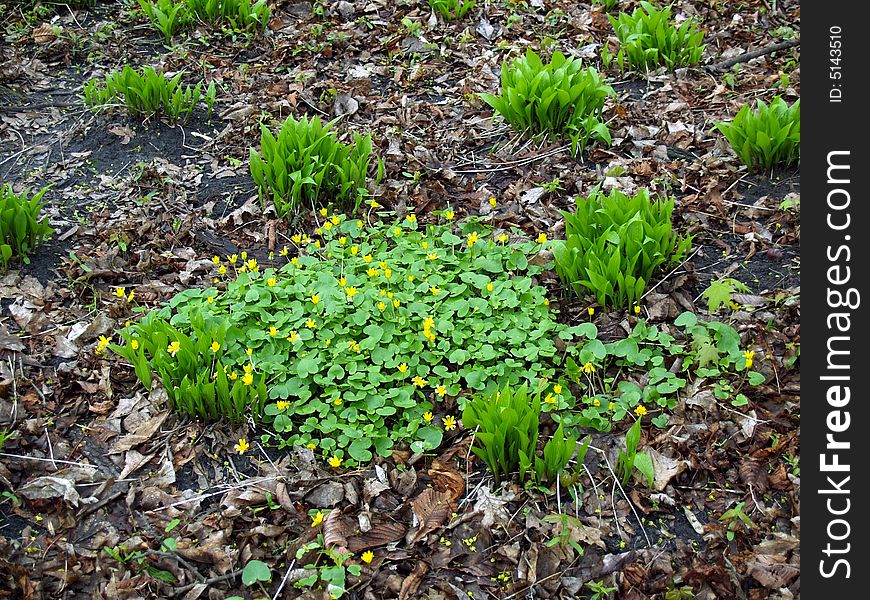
[707,38,800,72]
[641,248,701,300]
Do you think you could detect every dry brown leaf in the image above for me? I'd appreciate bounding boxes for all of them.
[746,555,799,588]
[739,457,769,492]
[408,488,455,545]
[398,560,430,600]
[347,521,407,552]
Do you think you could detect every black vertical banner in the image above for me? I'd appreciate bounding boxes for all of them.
[803,2,867,596]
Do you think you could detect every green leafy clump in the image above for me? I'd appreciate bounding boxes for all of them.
[429,0,475,20]
[701,277,750,313]
[608,1,705,71]
[616,419,653,487]
[552,186,692,309]
[0,184,53,272]
[83,65,216,122]
[111,310,268,423]
[249,115,381,216]
[478,49,614,155]
[462,383,588,487]
[114,211,568,464]
[714,96,800,171]
[138,0,271,41]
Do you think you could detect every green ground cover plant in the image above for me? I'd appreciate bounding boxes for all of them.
[112,210,566,465]
[478,49,614,154]
[616,419,653,487]
[714,96,800,171]
[249,115,381,216]
[83,65,216,122]
[608,2,704,71]
[0,183,52,272]
[138,0,271,41]
[552,186,692,309]
[429,0,475,20]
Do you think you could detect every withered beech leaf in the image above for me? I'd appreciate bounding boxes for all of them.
[408,488,455,545]
[347,521,407,553]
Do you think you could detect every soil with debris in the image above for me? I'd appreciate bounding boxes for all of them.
[1,1,799,599]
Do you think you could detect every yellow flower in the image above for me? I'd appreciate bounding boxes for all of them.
[543,298,550,306]
[544,393,556,404]
[423,411,433,423]
[311,510,325,527]
[443,415,456,431]
[280,245,289,256]
[95,335,110,355]
[361,550,374,564]
[378,301,386,311]
[269,326,278,337]
[467,232,478,247]
[228,371,238,381]
[387,292,393,299]
[241,251,248,260]
[421,241,428,250]
[306,319,316,329]
[339,277,347,286]
[339,236,347,245]
[423,316,435,330]
[324,221,333,231]
[553,384,562,394]
[582,362,595,374]
[348,340,361,352]
[291,257,299,267]
[367,268,379,277]
[634,405,647,416]
[218,265,227,275]
[497,233,508,244]
[384,268,392,279]
[489,197,497,208]
[486,282,494,293]
[246,348,253,356]
[330,215,340,225]
[588,307,595,317]
[243,364,252,374]
[247,259,258,272]
[234,439,249,454]
[267,277,277,287]
[412,376,427,387]
[277,401,290,411]
[207,295,215,304]
[406,213,417,223]
[319,208,328,217]
[430,286,440,296]
[634,305,641,315]
[593,398,601,407]
[444,209,454,221]
[363,254,373,263]
[537,233,547,244]
[291,234,303,244]
[609,401,615,410]
[311,294,320,304]
[228,254,238,264]
[328,456,342,468]
[427,252,438,260]
[743,350,755,370]
[167,341,180,356]
[369,199,382,209]
[114,287,126,298]
[351,245,359,255]
[126,290,135,302]
[436,385,446,397]
[313,240,321,249]
[306,442,316,449]
[287,331,299,342]
[333,397,343,405]
[398,363,409,374]
[242,372,254,386]
[325,338,332,346]
[393,299,400,308]
[379,261,388,269]
[212,255,220,265]
[346,286,358,298]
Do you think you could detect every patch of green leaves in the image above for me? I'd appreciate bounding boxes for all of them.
[429,0,475,20]
[714,96,800,171]
[608,2,705,72]
[118,212,567,464]
[478,49,614,155]
[249,115,381,216]
[552,186,692,309]
[0,183,52,272]
[138,0,271,41]
[294,534,362,598]
[83,65,216,123]
[616,419,653,487]
[701,277,750,313]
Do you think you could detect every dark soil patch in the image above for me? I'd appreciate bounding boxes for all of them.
[689,232,799,295]
[612,78,665,102]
